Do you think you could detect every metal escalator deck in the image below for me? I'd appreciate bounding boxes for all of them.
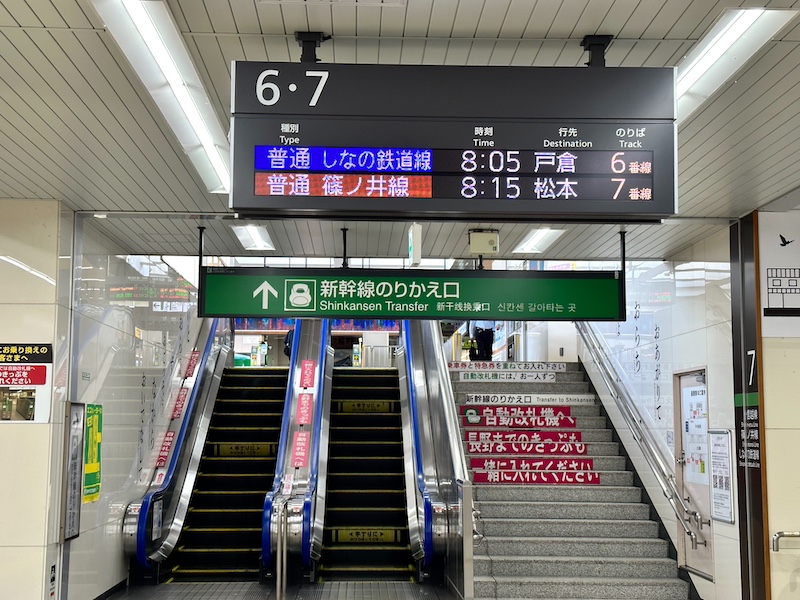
[319,368,415,582]
[161,367,288,582]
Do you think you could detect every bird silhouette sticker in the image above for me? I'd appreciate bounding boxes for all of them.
[779,234,794,247]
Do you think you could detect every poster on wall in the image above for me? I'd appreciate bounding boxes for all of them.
[758,210,800,336]
[83,404,102,503]
[0,343,53,423]
[709,429,734,524]
[64,403,85,540]
[681,385,709,485]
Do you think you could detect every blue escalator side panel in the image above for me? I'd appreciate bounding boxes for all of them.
[302,319,329,567]
[135,318,219,568]
[262,319,303,567]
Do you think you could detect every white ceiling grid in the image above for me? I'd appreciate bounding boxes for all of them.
[1,0,800,259]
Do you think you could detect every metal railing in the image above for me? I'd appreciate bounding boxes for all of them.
[576,322,706,550]
[275,499,289,600]
[773,531,800,551]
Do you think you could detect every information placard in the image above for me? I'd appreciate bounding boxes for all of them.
[709,429,735,524]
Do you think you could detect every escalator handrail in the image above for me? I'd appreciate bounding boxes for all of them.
[301,318,330,566]
[262,320,303,566]
[425,320,470,484]
[135,317,219,567]
[401,321,435,563]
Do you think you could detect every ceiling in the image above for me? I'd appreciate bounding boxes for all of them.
[2,0,800,262]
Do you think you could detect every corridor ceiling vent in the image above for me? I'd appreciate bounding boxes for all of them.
[232,224,275,251]
[513,228,566,254]
[677,8,798,123]
[90,0,231,194]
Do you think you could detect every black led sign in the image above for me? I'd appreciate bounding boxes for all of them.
[230,62,676,222]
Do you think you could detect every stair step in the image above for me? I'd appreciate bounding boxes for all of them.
[474,535,668,559]
[479,518,659,538]
[473,485,642,503]
[475,575,689,599]
[473,555,678,578]
[475,500,649,520]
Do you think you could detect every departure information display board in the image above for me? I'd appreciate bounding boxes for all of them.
[231,62,676,221]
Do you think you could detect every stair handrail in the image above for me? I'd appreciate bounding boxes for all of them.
[398,322,433,565]
[421,319,474,600]
[576,321,704,550]
[772,531,800,552]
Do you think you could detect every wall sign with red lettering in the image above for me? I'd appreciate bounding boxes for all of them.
[462,414,576,428]
[184,351,200,378]
[296,393,313,425]
[291,431,310,467]
[172,388,189,419]
[467,441,588,455]
[300,360,316,388]
[156,431,176,468]
[464,430,581,443]
[0,364,47,386]
[471,457,594,471]
[460,405,571,418]
[473,470,600,485]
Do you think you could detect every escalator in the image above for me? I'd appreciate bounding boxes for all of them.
[317,367,415,581]
[161,366,288,582]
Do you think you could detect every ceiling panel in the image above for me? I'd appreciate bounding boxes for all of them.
[2,0,800,263]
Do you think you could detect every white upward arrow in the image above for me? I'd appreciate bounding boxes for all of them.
[253,281,278,310]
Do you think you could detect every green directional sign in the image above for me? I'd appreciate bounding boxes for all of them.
[199,267,623,321]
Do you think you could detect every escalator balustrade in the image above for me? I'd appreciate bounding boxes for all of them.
[318,367,415,581]
[161,367,288,582]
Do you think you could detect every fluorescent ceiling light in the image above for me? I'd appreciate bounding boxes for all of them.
[0,256,56,286]
[677,8,798,122]
[513,228,565,254]
[232,225,275,251]
[91,0,230,194]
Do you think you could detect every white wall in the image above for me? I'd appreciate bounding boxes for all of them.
[0,200,66,600]
[757,211,800,598]
[581,228,740,600]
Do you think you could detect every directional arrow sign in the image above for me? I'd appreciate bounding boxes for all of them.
[253,281,278,309]
[199,267,624,321]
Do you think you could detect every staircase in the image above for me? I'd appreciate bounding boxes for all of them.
[451,361,690,600]
[318,367,415,581]
[161,367,288,582]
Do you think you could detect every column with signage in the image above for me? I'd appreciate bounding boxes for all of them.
[730,213,770,599]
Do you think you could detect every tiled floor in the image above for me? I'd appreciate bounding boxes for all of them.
[108,581,449,600]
